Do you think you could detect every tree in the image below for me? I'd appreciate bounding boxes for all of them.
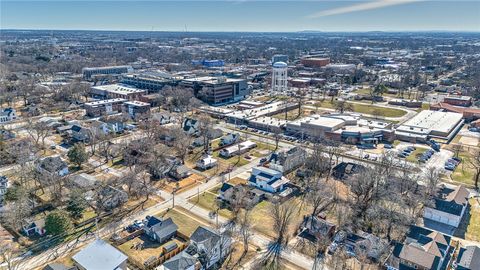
[261,202,296,269]
[468,149,480,189]
[45,210,73,236]
[25,119,50,148]
[334,100,353,114]
[68,143,88,168]
[66,190,87,219]
[0,242,21,270]
[171,128,193,164]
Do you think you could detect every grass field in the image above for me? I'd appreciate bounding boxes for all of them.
[313,100,406,117]
[156,208,204,236]
[188,192,233,218]
[451,151,476,186]
[466,198,480,242]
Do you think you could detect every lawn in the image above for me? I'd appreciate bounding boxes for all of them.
[451,151,476,186]
[118,235,184,264]
[314,100,406,117]
[188,191,233,218]
[405,147,429,163]
[466,198,480,242]
[156,208,205,236]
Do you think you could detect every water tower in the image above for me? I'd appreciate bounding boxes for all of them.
[272,61,288,92]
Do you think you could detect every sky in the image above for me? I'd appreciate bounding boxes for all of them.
[1,0,479,32]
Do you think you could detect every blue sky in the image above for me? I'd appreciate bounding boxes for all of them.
[1,1,479,32]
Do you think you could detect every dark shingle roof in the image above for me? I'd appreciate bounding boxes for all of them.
[162,251,197,270]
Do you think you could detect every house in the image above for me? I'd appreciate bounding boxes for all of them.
[0,129,16,140]
[70,173,99,190]
[152,112,174,125]
[423,185,469,235]
[0,108,17,123]
[269,146,307,173]
[218,183,264,209]
[71,124,92,142]
[299,215,336,242]
[386,225,454,270]
[37,156,69,176]
[43,263,76,270]
[332,162,364,179]
[192,137,205,148]
[97,186,128,211]
[183,118,199,136]
[188,226,232,269]
[456,245,480,270]
[196,155,218,170]
[207,128,223,140]
[341,231,388,262]
[168,164,191,180]
[23,218,46,236]
[158,251,199,270]
[248,166,290,194]
[144,216,178,243]
[219,133,239,146]
[72,239,128,270]
[219,141,256,158]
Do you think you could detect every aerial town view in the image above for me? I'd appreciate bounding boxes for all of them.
[0,0,479,270]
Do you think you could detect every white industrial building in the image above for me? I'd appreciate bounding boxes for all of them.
[219,141,257,158]
[395,110,464,142]
[272,62,288,92]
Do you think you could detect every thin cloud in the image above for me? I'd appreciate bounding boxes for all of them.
[307,0,423,18]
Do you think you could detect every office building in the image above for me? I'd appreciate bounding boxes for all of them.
[121,72,173,92]
[181,76,249,105]
[82,65,133,80]
[90,84,146,100]
[84,98,127,117]
[272,62,288,92]
[272,54,288,64]
[395,110,464,142]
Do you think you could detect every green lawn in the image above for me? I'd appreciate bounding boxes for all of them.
[314,101,406,117]
[451,151,475,186]
[405,147,429,163]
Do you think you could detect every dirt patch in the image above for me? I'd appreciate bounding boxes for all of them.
[459,136,479,146]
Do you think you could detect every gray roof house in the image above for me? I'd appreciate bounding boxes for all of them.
[72,239,128,270]
[37,156,69,176]
[424,185,470,235]
[157,251,198,270]
[144,216,178,244]
[189,226,232,269]
[456,245,480,270]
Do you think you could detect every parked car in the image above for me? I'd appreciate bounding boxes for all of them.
[384,144,393,149]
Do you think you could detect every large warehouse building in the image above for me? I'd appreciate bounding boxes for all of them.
[395,110,464,142]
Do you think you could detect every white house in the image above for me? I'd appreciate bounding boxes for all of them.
[23,218,46,236]
[72,239,128,270]
[219,141,256,158]
[423,185,469,235]
[196,155,218,170]
[0,108,17,124]
[189,226,232,269]
[248,166,290,193]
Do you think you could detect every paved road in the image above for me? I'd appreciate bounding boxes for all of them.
[6,150,314,270]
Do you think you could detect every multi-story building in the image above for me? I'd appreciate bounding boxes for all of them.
[82,65,133,80]
[123,101,151,119]
[181,76,249,105]
[272,54,288,64]
[84,98,127,117]
[443,95,472,107]
[121,72,173,93]
[272,62,288,92]
[301,57,330,68]
[90,84,146,100]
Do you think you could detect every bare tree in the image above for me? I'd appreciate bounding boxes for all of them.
[261,202,296,269]
[423,166,440,197]
[171,128,193,164]
[25,119,50,149]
